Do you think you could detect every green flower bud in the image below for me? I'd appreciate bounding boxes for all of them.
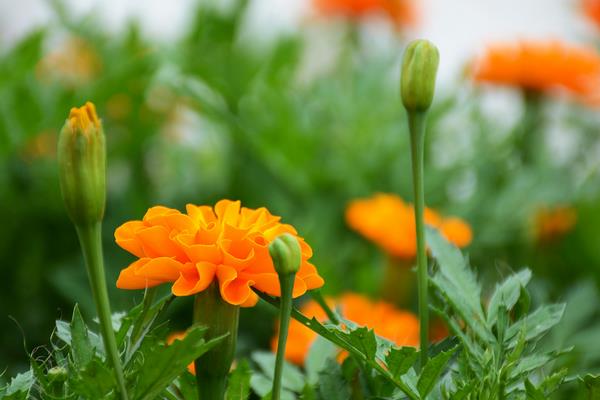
[269,233,302,276]
[47,366,68,383]
[57,102,106,226]
[401,39,440,113]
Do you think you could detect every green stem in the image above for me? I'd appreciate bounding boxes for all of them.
[310,290,339,324]
[517,90,542,164]
[272,274,295,400]
[408,111,429,370]
[193,283,239,400]
[255,291,419,400]
[75,223,128,400]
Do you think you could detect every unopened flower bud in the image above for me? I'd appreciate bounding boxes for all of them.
[57,102,106,226]
[401,39,440,113]
[269,233,302,276]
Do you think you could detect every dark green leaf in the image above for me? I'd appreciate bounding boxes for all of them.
[385,347,418,379]
[417,347,456,398]
[69,358,117,398]
[581,374,600,400]
[524,379,545,400]
[486,269,531,325]
[226,359,252,400]
[70,304,94,367]
[132,325,224,400]
[506,304,565,346]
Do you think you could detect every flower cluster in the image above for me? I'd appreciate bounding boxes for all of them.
[272,293,419,365]
[115,200,324,307]
[472,40,600,103]
[346,193,472,259]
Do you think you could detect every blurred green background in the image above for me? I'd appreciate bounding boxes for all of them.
[1,0,600,382]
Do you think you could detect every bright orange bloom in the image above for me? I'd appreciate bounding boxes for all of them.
[313,0,416,26]
[272,293,419,365]
[583,0,600,29]
[345,193,472,259]
[167,332,196,374]
[472,40,600,102]
[533,205,577,242]
[115,200,324,307]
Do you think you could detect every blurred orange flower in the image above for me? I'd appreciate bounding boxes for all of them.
[272,293,419,365]
[36,37,100,86]
[346,193,472,259]
[583,0,600,28]
[167,332,196,374]
[313,0,416,26]
[533,205,577,242]
[115,200,324,307]
[472,40,600,102]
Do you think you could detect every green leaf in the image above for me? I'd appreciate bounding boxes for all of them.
[3,370,34,399]
[486,269,531,325]
[226,359,252,400]
[70,304,94,367]
[524,379,546,400]
[506,304,565,346]
[69,358,117,398]
[305,336,338,384]
[385,347,418,379]
[250,375,295,400]
[581,374,600,400]
[417,347,456,398]
[427,228,494,344]
[251,351,305,393]
[343,327,378,361]
[132,325,225,400]
[317,359,351,400]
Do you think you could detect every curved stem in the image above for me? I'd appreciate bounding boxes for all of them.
[75,223,128,400]
[272,274,295,400]
[193,283,239,400]
[310,290,339,325]
[408,111,429,370]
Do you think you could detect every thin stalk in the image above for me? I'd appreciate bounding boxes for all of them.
[310,290,339,324]
[272,274,295,400]
[408,111,429,370]
[75,223,128,400]
[193,283,239,400]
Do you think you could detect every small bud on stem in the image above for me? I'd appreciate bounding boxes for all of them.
[401,40,440,113]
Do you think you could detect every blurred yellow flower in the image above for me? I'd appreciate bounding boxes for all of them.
[346,193,472,259]
[533,205,577,242]
[472,40,600,103]
[271,293,419,365]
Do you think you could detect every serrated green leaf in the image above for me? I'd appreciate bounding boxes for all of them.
[508,353,551,380]
[318,359,351,400]
[506,304,565,347]
[251,351,305,393]
[3,370,34,399]
[385,347,418,379]
[69,358,117,398]
[524,379,545,400]
[427,228,494,344]
[486,269,531,325]
[226,359,252,400]
[540,368,568,394]
[417,347,456,398]
[132,325,224,400]
[70,304,94,367]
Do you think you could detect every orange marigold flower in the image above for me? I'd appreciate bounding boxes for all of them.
[115,200,324,307]
[313,0,417,27]
[167,332,196,374]
[345,193,472,259]
[533,205,577,242]
[272,293,419,365]
[583,0,600,29]
[471,40,600,102]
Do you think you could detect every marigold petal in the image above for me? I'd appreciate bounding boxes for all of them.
[115,221,146,257]
[172,262,217,296]
[214,199,241,227]
[440,218,472,248]
[186,204,217,226]
[217,264,255,306]
[116,259,163,289]
[177,233,222,264]
[135,257,183,281]
[136,225,187,261]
